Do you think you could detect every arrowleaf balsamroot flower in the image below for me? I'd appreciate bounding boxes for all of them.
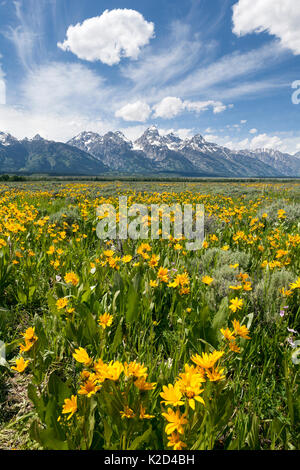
[290,277,300,290]
[229,297,244,313]
[162,408,188,435]
[11,357,29,372]
[103,361,124,381]
[176,370,205,409]
[124,361,148,378]
[220,327,235,341]
[139,405,155,420]
[191,350,224,370]
[73,347,93,366]
[120,406,135,419]
[78,379,101,397]
[56,297,69,310]
[201,276,214,285]
[160,383,184,407]
[206,367,225,382]
[167,432,187,450]
[98,312,113,329]
[64,272,79,286]
[232,319,251,339]
[62,395,77,420]
[134,376,157,391]
[157,267,169,283]
[22,327,37,342]
[19,327,38,353]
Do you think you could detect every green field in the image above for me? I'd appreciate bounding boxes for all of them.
[0,180,299,450]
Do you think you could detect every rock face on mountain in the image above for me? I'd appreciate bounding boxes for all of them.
[67,131,154,173]
[69,127,284,177]
[0,127,299,176]
[239,148,300,176]
[0,133,107,175]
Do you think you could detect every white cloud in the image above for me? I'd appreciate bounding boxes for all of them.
[58,9,155,65]
[250,133,283,149]
[0,104,112,142]
[186,100,229,114]
[121,21,204,91]
[206,131,300,154]
[212,103,227,114]
[162,42,285,100]
[153,97,185,119]
[204,134,219,142]
[22,62,109,113]
[249,128,258,134]
[240,120,247,124]
[153,96,229,119]
[4,0,48,71]
[159,127,195,140]
[0,61,116,142]
[232,0,300,55]
[115,100,151,122]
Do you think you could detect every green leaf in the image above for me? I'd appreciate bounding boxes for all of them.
[30,420,68,450]
[126,272,141,323]
[128,426,152,450]
[111,320,123,354]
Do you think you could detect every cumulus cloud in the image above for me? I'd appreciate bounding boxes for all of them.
[153,96,230,119]
[58,9,155,65]
[153,97,185,119]
[207,131,300,154]
[115,100,151,122]
[250,133,283,149]
[232,0,300,55]
[249,128,258,134]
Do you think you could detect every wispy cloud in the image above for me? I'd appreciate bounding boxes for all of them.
[161,42,287,99]
[121,21,207,94]
[4,0,48,71]
[22,62,110,114]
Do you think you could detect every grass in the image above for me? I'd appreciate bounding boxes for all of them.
[0,180,299,450]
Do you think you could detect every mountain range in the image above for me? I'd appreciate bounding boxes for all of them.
[0,126,299,177]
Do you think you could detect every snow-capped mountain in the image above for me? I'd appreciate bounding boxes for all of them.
[1,126,300,176]
[0,132,107,175]
[0,132,18,146]
[68,126,300,176]
[132,128,283,176]
[68,130,154,172]
[239,148,300,176]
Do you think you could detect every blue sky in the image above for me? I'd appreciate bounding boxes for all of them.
[0,0,300,153]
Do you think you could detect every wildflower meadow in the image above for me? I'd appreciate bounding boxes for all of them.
[0,180,299,450]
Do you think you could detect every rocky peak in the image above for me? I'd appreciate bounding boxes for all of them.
[32,134,44,141]
[0,131,18,146]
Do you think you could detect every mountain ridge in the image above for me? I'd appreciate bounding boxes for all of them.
[0,128,299,177]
